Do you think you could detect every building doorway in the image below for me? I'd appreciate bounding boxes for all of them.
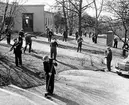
[22,13,33,32]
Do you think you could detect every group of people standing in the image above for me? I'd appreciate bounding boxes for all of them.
[6,27,114,96]
[9,29,37,67]
[8,27,58,97]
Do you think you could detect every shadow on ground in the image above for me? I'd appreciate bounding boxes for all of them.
[52,94,80,105]
[33,39,104,55]
[0,53,45,89]
[56,60,79,70]
[118,73,129,79]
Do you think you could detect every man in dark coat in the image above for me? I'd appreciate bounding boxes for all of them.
[43,56,57,96]
[105,47,112,71]
[48,29,53,42]
[63,30,67,42]
[24,33,36,53]
[18,34,23,48]
[113,36,118,48]
[122,43,128,57]
[5,28,11,44]
[75,31,78,40]
[10,38,22,66]
[50,38,58,60]
[77,36,83,52]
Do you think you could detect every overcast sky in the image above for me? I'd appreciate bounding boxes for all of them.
[8,0,111,17]
[25,0,55,5]
[23,0,55,11]
[24,0,110,17]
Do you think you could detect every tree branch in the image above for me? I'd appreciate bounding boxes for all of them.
[82,1,94,11]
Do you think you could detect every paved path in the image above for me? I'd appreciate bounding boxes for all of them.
[1,85,58,105]
[28,70,129,105]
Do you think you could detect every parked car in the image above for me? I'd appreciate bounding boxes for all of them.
[116,56,129,74]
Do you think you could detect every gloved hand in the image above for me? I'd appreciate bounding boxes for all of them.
[49,73,52,76]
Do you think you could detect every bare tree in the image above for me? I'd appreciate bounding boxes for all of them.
[106,0,129,45]
[0,0,27,41]
[55,0,93,36]
[92,0,105,43]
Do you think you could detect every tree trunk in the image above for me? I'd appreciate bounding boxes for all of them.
[94,0,98,44]
[78,0,82,36]
[63,0,68,36]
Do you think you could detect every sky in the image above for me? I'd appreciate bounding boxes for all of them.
[25,0,55,5]
[6,0,56,11]
[7,0,112,17]
[24,0,56,10]
[24,0,111,17]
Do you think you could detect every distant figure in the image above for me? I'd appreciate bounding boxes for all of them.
[84,31,87,37]
[105,47,112,71]
[75,31,78,40]
[77,36,83,52]
[63,30,67,42]
[10,38,22,66]
[92,33,95,43]
[46,26,49,37]
[94,33,97,44]
[18,34,23,48]
[48,29,53,42]
[122,43,128,57]
[89,32,91,38]
[24,33,37,53]
[5,27,11,44]
[43,56,57,96]
[113,36,118,48]
[50,38,58,60]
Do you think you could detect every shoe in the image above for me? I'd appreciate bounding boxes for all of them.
[45,93,48,97]
[45,92,52,97]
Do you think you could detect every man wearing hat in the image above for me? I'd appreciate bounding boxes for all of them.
[105,47,112,71]
[43,56,57,96]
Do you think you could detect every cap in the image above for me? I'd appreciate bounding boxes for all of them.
[43,55,49,61]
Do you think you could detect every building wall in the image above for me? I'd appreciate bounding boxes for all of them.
[14,5,45,32]
[0,3,55,33]
[44,11,55,31]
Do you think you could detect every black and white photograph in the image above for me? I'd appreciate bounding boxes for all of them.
[0,0,129,105]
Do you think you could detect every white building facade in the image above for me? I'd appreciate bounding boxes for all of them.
[0,3,54,33]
